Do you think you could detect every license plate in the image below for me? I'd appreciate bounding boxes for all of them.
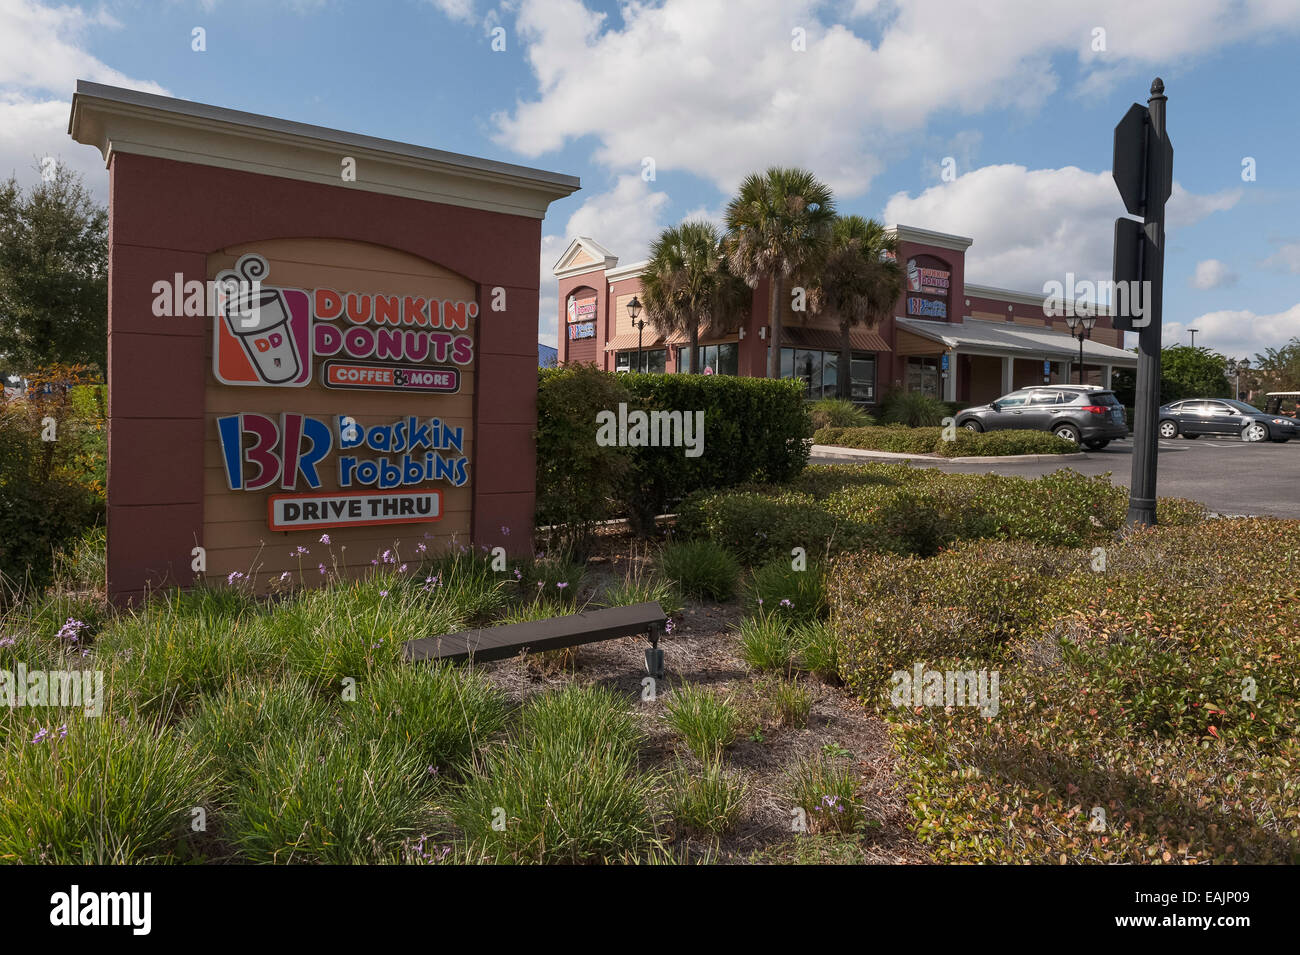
[1111,408,1123,422]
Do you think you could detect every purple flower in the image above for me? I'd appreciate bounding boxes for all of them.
[500,525,510,536]
[383,549,394,564]
[664,618,675,635]
[780,598,793,608]
[319,534,331,544]
[318,563,327,575]
[399,563,408,573]
[227,571,244,584]
[294,545,310,556]
[379,590,389,598]
[513,568,523,581]
[556,581,568,590]
[57,618,85,644]
[279,571,291,582]
[57,724,67,739]
[0,635,17,647]
[31,728,49,744]
[417,543,427,554]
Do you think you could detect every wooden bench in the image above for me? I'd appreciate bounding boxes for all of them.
[402,601,669,677]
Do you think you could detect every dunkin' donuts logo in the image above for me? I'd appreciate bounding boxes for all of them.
[214,255,312,387]
[213,253,476,392]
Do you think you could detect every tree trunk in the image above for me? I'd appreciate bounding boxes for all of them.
[689,319,700,375]
[839,319,853,401]
[766,272,781,378]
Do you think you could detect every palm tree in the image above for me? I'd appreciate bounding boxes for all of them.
[811,215,902,401]
[724,168,836,378]
[639,221,750,374]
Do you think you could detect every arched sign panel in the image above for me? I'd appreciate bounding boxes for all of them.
[905,254,953,320]
[203,238,475,586]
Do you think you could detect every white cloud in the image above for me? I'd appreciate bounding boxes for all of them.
[424,0,477,25]
[1263,241,1300,274]
[0,0,168,192]
[495,0,1300,196]
[1165,303,1300,357]
[536,175,672,346]
[880,163,1239,294]
[1190,258,1237,289]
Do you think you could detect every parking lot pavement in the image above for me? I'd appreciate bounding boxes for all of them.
[809,436,1300,519]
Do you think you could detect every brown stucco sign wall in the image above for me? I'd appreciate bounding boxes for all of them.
[68,82,579,604]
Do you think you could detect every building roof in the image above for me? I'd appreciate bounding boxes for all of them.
[69,81,579,219]
[896,317,1137,366]
[783,326,891,352]
[553,236,619,277]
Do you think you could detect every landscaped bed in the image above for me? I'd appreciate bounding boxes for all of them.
[814,424,1079,457]
[2,465,1296,864]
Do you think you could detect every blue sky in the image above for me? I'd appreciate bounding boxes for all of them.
[3,0,1298,355]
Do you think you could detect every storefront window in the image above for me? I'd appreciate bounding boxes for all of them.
[616,349,666,374]
[779,348,877,402]
[675,342,738,375]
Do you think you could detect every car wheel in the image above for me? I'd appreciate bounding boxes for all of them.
[1158,420,1179,439]
[1053,423,1080,444]
[961,420,983,432]
[1084,439,1110,450]
[1242,422,1270,443]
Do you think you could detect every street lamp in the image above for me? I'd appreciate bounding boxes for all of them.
[1228,356,1250,401]
[1063,312,1098,385]
[1188,328,1199,348]
[627,296,644,372]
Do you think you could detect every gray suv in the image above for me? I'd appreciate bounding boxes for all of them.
[955,385,1128,449]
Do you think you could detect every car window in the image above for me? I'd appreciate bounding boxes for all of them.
[1091,392,1120,406]
[1028,391,1062,405]
[1181,401,1209,414]
[997,393,1028,408]
[1206,402,1233,414]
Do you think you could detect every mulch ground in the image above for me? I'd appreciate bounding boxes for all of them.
[475,535,930,864]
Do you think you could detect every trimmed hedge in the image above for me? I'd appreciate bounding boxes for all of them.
[537,366,812,541]
[677,464,1209,564]
[828,521,1300,863]
[814,425,1078,457]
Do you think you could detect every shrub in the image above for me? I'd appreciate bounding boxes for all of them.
[453,685,658,863]
[763,677,814,727]
[793,621,840,682]
[663,683,742,759]
[599,563,684,616]
[658,539,740,600]
[676,489,863,565]
[878,390,951,427]
[666,758,747,836]
[0,715,212,863]
[346,663,509,770]
[812,425,1077,456]
[845,520,1300,863]
[535,364,634,556]
[809,397,873,430]
[743,558,827,623]
[0,369,105,599]
[536,367,812,539]
[738,613,798,674]
[229,730,432,863]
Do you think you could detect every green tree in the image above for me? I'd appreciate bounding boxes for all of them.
[1158,345,1230,403]
[724,167,836,378]
[639,221,750,374]
[810,215,902,400]
[0,165,107,371]
[1252,338,1300,392]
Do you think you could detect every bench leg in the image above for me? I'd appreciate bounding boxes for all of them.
[644,623,665,679]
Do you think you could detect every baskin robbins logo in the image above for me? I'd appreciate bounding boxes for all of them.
[213,253,475,393]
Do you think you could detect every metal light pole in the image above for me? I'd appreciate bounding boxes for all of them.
[1188,328,1199,348]
[1064,312,1097,384]
[628,296,644,372]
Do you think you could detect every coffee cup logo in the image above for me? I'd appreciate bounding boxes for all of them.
[216,254,304,385]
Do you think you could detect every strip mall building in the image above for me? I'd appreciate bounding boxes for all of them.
[553,225,1137,405]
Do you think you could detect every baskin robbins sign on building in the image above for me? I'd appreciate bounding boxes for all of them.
[69,81,579,602]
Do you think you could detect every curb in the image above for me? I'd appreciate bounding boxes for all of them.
[809,444,1090,465]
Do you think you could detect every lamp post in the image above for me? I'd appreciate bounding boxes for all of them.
[1228,356,1250,401]
[1064,312,1097,385]
[627,296,644,372]
[1188,328,1199,348]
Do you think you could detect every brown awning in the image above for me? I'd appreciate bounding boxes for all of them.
[781,326,890,352]
[603,330,666,352]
